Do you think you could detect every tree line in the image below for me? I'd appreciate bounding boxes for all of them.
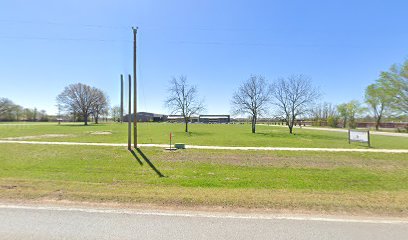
[5,58,406,132]
[166,59,407,134]
[311,59,408,131]
[0,98,48,121]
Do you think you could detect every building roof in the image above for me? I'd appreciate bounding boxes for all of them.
[199,115,230,119]
[167,115,200,119]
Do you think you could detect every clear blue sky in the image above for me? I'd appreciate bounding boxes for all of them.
[1,0,407,115]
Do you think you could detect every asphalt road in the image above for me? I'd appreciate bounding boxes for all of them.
[0,205,407,240]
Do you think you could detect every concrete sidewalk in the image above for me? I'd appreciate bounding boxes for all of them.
[1,140,407,153]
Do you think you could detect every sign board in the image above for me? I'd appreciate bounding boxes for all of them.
[348,130,370,147]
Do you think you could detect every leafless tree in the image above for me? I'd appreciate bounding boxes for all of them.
[310,102,337,121]
[0,98,18,121]
[57,83,100,125]
[91,89,109,124]
[271,75,320,134]
[165,76,205,132]
[231,75,272,133]
[110,105,121,122]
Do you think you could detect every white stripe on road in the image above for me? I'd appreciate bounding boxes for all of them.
[0,204,407,225]
[0,140,407,153]
[0,204,408,224]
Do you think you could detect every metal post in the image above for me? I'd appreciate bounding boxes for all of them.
[128,75,132,150]
[120,74,124,123]
[132,27,138,148]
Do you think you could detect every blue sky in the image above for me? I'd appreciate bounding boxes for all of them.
[0,0,407,115]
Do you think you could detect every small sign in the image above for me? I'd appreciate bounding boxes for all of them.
[348,130,370,147]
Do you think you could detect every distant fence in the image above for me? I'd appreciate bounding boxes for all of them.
[255,120,408,129]
[356,122,408,129]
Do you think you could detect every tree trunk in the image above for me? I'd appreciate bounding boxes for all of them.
[376,116,381,131]
[251,116,256,133]
[288,117,294,134]
[95,114,99,124]
[84,114,88,126]
[184,117,188,132]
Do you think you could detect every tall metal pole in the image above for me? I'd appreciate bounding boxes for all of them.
[132,27,138,148]
[120,74,124,123]
[128,75,132,150]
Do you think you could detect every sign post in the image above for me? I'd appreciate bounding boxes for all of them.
[170,132,172,150]
[348,129,370,147]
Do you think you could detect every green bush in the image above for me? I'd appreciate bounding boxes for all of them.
[327,116,339,128]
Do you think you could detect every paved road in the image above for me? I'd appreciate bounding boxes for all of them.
[0,205,407,240]
[1,140,408,153]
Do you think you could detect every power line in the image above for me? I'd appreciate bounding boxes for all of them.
[0,19,278,32]
[0,19,129,30]
[0,35,130,42]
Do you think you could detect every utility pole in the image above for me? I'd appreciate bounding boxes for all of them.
[132,27,138,148]
[128,75,132,150]
[120,74,124,123]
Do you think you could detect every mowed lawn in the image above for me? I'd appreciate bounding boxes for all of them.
[0,122,407,149]
[0,143,407,215]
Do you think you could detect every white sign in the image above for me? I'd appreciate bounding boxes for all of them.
[348,130,371,147]
[349,130,369,142]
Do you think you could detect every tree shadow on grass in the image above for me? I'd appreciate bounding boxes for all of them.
[129,148,165,177]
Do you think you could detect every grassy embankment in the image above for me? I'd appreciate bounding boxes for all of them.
[1,143,407,216]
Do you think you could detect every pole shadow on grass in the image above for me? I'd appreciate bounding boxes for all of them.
[129,148,165,178]
[129,149,143,166]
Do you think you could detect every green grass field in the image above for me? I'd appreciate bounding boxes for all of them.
[1,122,407,215]
[1,143,407,215]
[0,122,407,149]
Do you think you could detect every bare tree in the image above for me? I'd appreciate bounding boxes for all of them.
[110,105,121,122]
[271,75,320,134]
[38,110,48,122]
[0,98,14,116]
[231,75,272,133]
[57,83,100,125]
[165,76,205,132]
[0,98,19,121]
[91,89,109,124]
[310,102,337,121]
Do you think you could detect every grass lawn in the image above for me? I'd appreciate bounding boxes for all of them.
[1,143,407,216]
[0,122,407,149]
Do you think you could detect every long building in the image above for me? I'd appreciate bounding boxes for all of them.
[124,112,166,122]
[199,115,230,124]
[167,115,199,123]
[124,113,231,124]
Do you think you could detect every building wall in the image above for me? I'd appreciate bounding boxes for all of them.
[199,115,230,123]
